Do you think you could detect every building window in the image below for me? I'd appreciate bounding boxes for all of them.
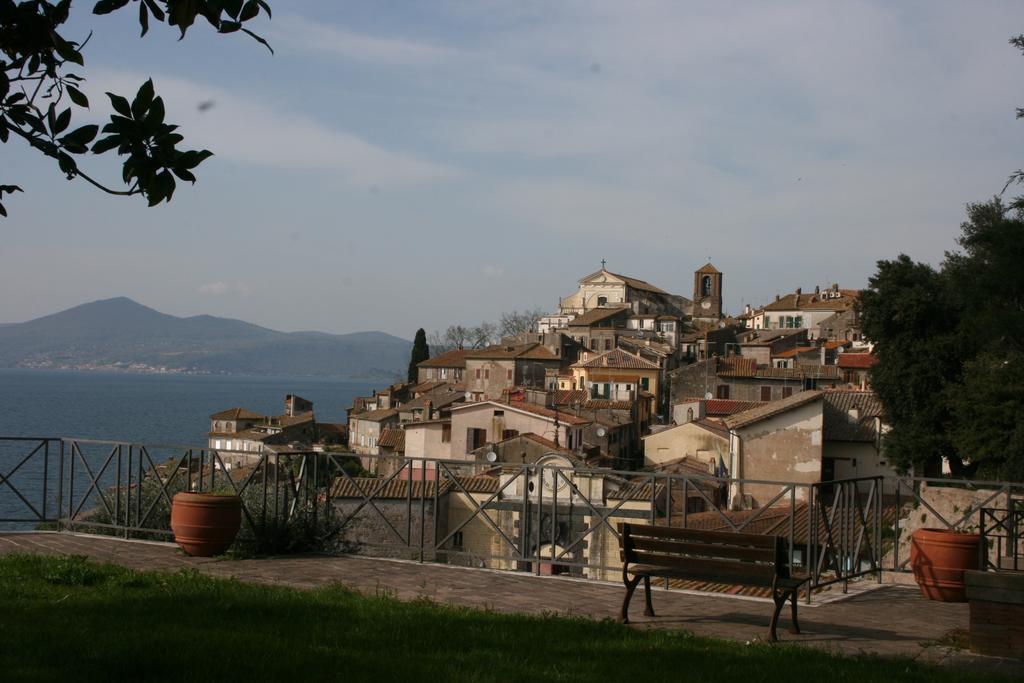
[716,385,730,399]
[782,386,793,398]
[764,315,771,328]
[590,338,597,350]
[452,531,464,549]
[686,408,694,422]
[701,275,712,297]
[507,369,513,380]
[760,386,772,401]
[604,338,611,350]
[502,429,518,440]
[493,410,504,417]
[603,383,611,399]
[442,423,451,443]
[476,369,481,379]
[484,369,490,380]
[640,377,650,391]
[597,296,608,306]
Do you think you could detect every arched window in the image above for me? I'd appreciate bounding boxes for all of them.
[686,407,694,422]
[701,275,713,297]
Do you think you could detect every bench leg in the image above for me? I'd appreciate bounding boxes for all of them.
[643,576,655,617]
[788,589,801,635]
[768,591,786,643]
[620,575,642,624]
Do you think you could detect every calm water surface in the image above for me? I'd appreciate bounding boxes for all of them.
[0,370,376,523]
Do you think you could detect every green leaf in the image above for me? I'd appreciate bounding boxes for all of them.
[132,79,155,119]
[107,92,132,118]
[93,0,131,15]
[241,28,274,54]
[144,96,165,127]
[240,0,260,22]
[91,135,123,154]
[66,85,89,108]
[54,107,72,135]
[61,124,99,147]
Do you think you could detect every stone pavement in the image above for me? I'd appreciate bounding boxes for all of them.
[1,532,1019,672]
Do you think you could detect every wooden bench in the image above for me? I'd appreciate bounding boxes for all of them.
[618,522,808,642]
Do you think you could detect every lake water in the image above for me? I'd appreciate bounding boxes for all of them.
[0,369,376,523]
[0,369,374,445]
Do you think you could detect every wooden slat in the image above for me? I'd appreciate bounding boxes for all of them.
[630,537,775,562]
[630,551,776,580]
[623,523,778,549]
[627,560,777,588]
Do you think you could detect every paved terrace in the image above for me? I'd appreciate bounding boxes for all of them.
[1,532,1019,672]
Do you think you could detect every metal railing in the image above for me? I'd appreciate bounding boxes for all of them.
[979,506,1023,572]
[1,436,893,600]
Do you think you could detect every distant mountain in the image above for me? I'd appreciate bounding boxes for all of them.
[0,297,411,380]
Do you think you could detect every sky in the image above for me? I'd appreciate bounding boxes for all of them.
[2,1,1022,338]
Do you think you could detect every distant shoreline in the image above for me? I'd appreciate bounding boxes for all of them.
[0,367,394,384]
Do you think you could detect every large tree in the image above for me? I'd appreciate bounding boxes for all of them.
[0,0,272,217]
[862,198,1024,478]
[407,328,429,383]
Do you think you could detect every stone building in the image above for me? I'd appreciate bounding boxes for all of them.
[463,343,562,401]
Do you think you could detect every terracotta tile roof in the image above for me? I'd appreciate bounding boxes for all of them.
[716,357,757,378]
[692,418,730,439]
[607,481,666,501]
[378,428,406,452]
[700,399,766,416]
[329,475,499,499]
[411,380,447,394]
[822,390,883,442]
[773,346,818,359]
[754,365,842,381]
[723,390,822,430]
[822,340,853,350]
[450,400,591,426]
[417,348,471,368]
[567,306,631,327]
[507,400,591,426]
[763,290,859,313]
[210,407,264,420]
[350,407,401,422]
[583,399,634,411]
[574,348,660,370]
[836,353,877,369]
[465,342,559,361]
[554,389,590,406]
[580,269,669,295]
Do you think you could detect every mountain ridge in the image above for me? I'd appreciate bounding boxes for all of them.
[0,298,411,381]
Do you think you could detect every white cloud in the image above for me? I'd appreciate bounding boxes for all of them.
[269,14,461,66]
[84,68,461,188]
[199,281,251,297]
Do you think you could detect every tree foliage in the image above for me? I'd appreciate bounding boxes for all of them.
[861,198,1024,478]
[407,328,429,383]
[0,0,272,217]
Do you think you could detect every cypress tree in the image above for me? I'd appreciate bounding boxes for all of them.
[408,328,430,383]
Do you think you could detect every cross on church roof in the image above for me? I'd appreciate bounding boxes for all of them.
[601,258,606,270]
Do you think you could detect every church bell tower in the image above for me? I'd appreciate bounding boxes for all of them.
[693,263,723,320]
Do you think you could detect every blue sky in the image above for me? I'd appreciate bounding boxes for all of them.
[3,1,1022,338]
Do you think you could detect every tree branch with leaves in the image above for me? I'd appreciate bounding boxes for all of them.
[0,0,272,217]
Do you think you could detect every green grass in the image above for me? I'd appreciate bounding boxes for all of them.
[0,554,1008,682]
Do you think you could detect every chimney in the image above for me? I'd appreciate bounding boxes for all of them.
[796,287,801,296]
[775,294,780,302]
[424,400,433,421]
[815,285,820,295]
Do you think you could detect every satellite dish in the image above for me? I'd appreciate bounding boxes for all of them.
[704,392,713,400]
[485,451,498,463]
[596,426,607,437]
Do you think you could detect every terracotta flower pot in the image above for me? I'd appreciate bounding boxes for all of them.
[910,528,981,602]
[170,492,242,557]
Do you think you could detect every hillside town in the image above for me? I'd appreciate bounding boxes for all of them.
[207,262,889,510]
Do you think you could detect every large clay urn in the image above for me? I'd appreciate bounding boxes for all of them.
[909,528,981,602]
[170,492,242,557]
